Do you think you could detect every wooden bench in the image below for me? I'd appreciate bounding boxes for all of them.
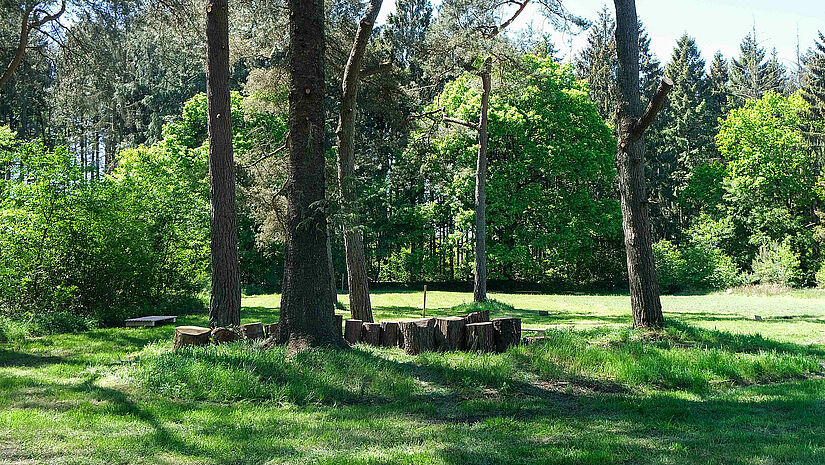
[125,315,177,328]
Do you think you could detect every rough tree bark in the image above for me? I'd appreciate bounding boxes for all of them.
[613,0,672,328]
[334,0,384,322]
[473,57,491,302]
[206,0,241,328]
[279,0,347,350]
[0,2,65,91]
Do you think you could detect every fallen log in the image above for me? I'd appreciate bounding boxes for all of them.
[362,322,382,346]
[492,317,521,352]
[380,321,400,347]
[465,322,495,353]
[173,326,211,349]
[399,318,436,355]
[344,319,363,344]
[435,316,466,351]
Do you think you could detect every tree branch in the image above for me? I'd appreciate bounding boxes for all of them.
[632,76,673,141]
[488,0,530,38]
[444,116,479,131]
[359,61,393,79]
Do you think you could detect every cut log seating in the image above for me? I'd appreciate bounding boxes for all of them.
[240,322,265,340]
[362,322,382,345]
[173,326,211,349]
[211,327,240,344]
[465,322,495,353]
[465,310,490,324]
[264,323,280,340]
[380,321,400,347]
[492,317,521,352]
[399,318,436,355]
[435,316,466,351]
[334,314,344,335]
[345,319,363,344]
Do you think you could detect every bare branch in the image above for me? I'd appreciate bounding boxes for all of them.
[632,76,673,140]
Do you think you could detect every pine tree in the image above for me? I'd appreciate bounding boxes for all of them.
[575,6,616,122]
[730,30,787,103]
[800,32,825,163]
[708,51,731,120]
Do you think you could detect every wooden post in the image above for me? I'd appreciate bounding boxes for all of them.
[422,284,427,317]
[344,319,363,344]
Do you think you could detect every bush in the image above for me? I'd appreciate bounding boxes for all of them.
[816,263,825,289]
[653,240,742,293]
[751,241,804,287]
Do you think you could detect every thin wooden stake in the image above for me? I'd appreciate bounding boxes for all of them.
[422,285,427,317]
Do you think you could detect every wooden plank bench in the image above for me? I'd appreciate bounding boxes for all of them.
[125,315,178,328]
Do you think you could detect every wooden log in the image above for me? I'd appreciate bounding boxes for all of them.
[211,326,240,344]
[344,319,363,344]
[334,314,343,335]
[264,323,280,340]
[362,322,382,346]
[380,321,399,347]
[465,322,495,353]
[399,318,436,355]
[173,326,211,349]
[492,317,521,352]
[435,316,466,351]
[465,310,490,324]
[522,336,548,345]
[240,322,265,340]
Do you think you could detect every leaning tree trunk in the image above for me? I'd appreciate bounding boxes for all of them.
[613,0,671,328]
[473,57,491,303]
[206,0,241,328]
[279,0,347,350]
[335,0,383,322]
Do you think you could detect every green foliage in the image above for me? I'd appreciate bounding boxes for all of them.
[653,238,742,293]
[750,241,804,287]
[816,263,825,289]
[450,299,516,315]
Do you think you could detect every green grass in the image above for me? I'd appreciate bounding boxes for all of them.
[2,290,825,464]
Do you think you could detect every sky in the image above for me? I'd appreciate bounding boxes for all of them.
[378,0,825,70]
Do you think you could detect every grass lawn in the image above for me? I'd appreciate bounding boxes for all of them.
[2,289,825,464]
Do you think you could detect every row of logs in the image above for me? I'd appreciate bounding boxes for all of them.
[173,322,277,349]
[343,310,522,355]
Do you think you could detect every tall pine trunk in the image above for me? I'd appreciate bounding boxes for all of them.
[335,0,383,322]
[280,0,347,350]
[473,57,491,302]
[613,0,664,328]
[206,0,241,328]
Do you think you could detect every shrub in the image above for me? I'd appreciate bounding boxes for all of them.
[751,240,804,287]
[816,263,825,289]
[653,240,686,293]
[653,240,742,293]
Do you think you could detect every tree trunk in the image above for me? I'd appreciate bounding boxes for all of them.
[465,322,495,352]
[399,318,436,355]
[435,316,465,351]
[380,321,399,347]
[280,0,347,350]
[206,0,241,328]
[335,0,383,323]
[344,319,363,344]
[492,317,521,352]
[174,326,211,349]
[473,57,492,303]
[613,0,664,328]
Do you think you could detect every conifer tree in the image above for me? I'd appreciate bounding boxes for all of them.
[800,32,825,164]
[708,51,731,119]
[730,30,787,103]
[575,7,616,122]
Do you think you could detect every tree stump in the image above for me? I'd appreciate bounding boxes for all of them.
[334,314,343,335]
[465,322,495,352]
[240,322,265,340]
[362,322,382,346]
[173,326,211,349]
[344,319,363,344]
[264,323,280,340]
[211,327,240,344]
[492,317,521,352]
[465,310,490,324]
[380,321,400,347]
[399,318,436,355]
[522,336,547,345]
[435,317,466,351]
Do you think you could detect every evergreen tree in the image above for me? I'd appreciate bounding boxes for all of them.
[575,6,616,122]
[799,32,825,164]
[730,30,787,103]
[708,52,731,120]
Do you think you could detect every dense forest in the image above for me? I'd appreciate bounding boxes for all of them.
[1,0,824,331]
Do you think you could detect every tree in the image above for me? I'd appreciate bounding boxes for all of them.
[708,52,731,119]
[612,0,672,328]
[730,30,787,103]
[0,1,65,92]
[335,0,384,323]
[205,0,241,327]
[279,0,347,349]
[575,7,616,123]
[799,32,825,163]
